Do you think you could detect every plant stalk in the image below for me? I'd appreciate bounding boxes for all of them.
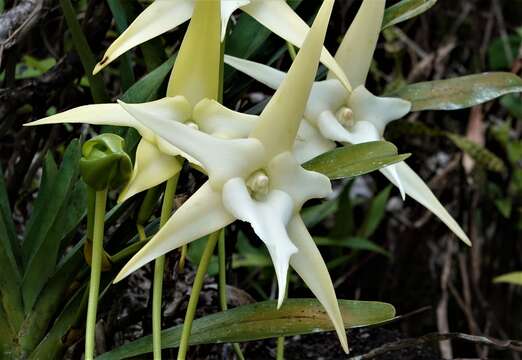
[177,230,221,360]
[152,175,179,359]
[85,188,107,360]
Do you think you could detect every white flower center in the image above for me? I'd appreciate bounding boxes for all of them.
[186,121,199,130]
[336,106,354,128]
[246,170,270,200]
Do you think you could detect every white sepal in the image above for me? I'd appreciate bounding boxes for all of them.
[294,121,336,164]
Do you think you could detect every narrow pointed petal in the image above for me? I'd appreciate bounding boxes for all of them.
[251,0,335,157]
[166,0,220,103]
[115,181,235,282]
[240,0,351,90]
[222,177,297,307]
[119,100,266,188]
[224,54,286,89]
[327,0,385,88]
[220,1,250,40]
[349,86,411,135]
[193,99,257,139]
[267,152,332,209]
[93,0,194,74]
[118,139,183,203]
[294,120,336,164]
[381,161,471,245]
[224,55,348,128]
[24,103,145,132]
[317,111,380,144]
[381,164,406,200]
[288,215,349,353]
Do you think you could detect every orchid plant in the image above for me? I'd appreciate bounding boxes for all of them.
[223,0,472,246]
[15,0,522,359]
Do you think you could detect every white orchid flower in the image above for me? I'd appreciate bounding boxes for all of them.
[224,0,471,246]
[115,0,349,352]
[91,0,350,90]
[26,1,247,203]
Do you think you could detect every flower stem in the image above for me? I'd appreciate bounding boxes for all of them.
[286,42,297,60]
[276,337,285,360]
[177,230,221,360]
[85,189,107,360]
[152,175,179,359]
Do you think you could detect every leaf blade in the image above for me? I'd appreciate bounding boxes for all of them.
[382,0,437,29]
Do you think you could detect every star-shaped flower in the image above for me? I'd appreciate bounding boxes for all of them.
[115,0,349,352]
[91,0,350,89]
[26,1,249,203]
[223,0,471,246]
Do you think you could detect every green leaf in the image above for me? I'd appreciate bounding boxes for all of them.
[382,0,437,29]
[395,72,522,111]
[22,140,82,312]
[301,198,338,228]
[0,302,17,357]
[358,186,392,238]
[493,272,522,286]
[314,237,390,257]
[445,133,507,173]
[487,35,521,70]
[303,141,410,180]
[97,299,396,359]
[0,166,20,270]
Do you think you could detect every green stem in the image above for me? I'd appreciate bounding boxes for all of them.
[152,175,179,359]
[177,230,221,360]
[85,189,107,360]
[58,0,108,103]
[276,337,285,360]
[286,42,297,60]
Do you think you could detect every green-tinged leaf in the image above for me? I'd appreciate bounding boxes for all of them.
[494,272,522,286]
[0,167,20,270]
[232,253,272,269]
[314,237,390,257]
[187,236,219,276]
[395,72,522,111]
[59,0,108,103]
[22,140,82,312]
[382,0,437,29]
[302,198,338,228]
[97,299,396,359]
[446,133,507,173]
[0,302,17,358]
[303,141,410,180]
[120,55,176,103]
[500,94,522,119]
[488,35,521,70]
[358,186,392,238]
[332,183,355,237]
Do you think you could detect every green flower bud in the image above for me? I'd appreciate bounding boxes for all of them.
[80,134,132,191]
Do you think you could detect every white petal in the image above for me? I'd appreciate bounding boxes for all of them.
[193,99,257,139]
[288,215,349,353]
[327,0,385,88]
[293,120,336,164]
[115,181,235,282]
[380,164,406,200]
[380,161,471,245]
[118,139,183,203]
[348,86,411,135]
[267,151,331,209]
[24,103,146,133]
[224,54,286,90]
[240,0,351,90]
[220,0,250,40]
[119,100,266,189]
[251,0,335,157]
[317,111,380,144]
[305,80,349,125]
[222,177,297,308]
[94,0,194,74]
[166,0,221,104]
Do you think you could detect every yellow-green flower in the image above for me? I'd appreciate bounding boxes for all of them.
[115,0,349,352]
[223,0,471,246]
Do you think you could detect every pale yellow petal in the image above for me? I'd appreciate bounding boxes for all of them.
[166,0,221,104]
[381,161,471,245]
[224,54,286,89]
[118,139,183,203]
[328,0,385,88]
[115,181,235,282]
[93,0,194,74]
[288,215,349,353]
[241,0,350,90]
[250,0,335,158]
[220,0,249,40]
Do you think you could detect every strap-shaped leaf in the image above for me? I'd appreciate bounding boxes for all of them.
[494,272,522,286]
[303,141,410,180]
[395,72,522,111]
[22,140,82,312]
[382,0,437,30]
[97,299,396,359]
